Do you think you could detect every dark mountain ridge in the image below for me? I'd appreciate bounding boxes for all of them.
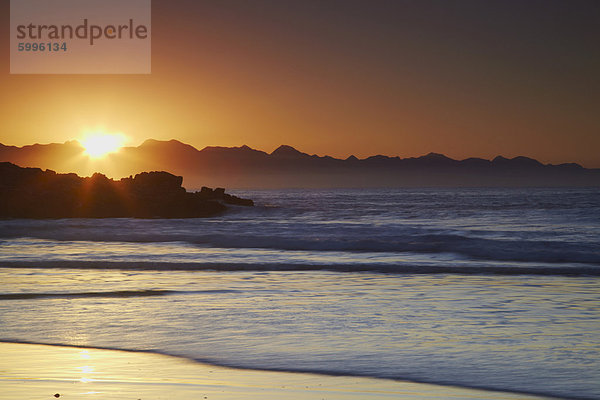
[1,140,598,188]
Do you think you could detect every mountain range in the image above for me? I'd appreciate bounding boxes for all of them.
[1,139,598,188]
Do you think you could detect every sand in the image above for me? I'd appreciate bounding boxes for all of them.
[0,342,555,400]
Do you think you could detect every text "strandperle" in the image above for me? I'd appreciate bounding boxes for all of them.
[16,19,148,45]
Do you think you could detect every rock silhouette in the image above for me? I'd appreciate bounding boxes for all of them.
[0,162,253,218]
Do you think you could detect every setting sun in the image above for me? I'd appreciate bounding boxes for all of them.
[80,133,126,158]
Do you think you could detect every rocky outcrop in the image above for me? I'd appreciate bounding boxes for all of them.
[198,186,254,206]
[0,162,253,218]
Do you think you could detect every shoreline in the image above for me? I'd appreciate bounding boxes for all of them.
[0,341,558,400]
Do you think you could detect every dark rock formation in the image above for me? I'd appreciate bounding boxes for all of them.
[198,186,254,206]
[0,162,253,219]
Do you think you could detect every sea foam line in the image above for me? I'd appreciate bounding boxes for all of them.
[0,260,599,276]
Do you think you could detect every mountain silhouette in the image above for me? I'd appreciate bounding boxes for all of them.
[1,140,598,188]
[271,145,310,159]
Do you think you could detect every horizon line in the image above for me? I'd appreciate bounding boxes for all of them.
[0,138,596,169]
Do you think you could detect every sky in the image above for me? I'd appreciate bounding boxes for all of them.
[1,0,599,166]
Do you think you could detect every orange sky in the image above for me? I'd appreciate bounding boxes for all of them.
[1,1,599,167]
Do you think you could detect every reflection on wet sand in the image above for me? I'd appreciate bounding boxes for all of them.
[0,342,553,400]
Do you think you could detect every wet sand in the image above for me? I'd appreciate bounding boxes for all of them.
[0,342,555,400]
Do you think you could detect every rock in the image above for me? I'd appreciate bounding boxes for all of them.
[199,186,213,196]
[193,186,253,206]
[131,171,185,195]
[0,162,252,219]
[223,193,254,206]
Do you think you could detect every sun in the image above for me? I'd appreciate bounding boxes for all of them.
[80,132,126,158]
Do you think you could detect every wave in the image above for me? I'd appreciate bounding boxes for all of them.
[0,289,173,300]
[176,234,600,265]
[0,289,239,300]
[0,234,600,266]
[2,231,600,266]
[1,260,599,276]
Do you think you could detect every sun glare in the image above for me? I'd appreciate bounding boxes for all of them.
[81,132,126,158]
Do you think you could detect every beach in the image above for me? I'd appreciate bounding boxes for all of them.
[1,189,599,399]
[3,0,600,397]
[0,342,555,400]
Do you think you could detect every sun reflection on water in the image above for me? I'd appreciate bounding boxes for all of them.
[79,350,91,360]
[78,365,94,374]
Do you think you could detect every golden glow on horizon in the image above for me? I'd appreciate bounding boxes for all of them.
[80,132,127,158]
[0,3,598,168]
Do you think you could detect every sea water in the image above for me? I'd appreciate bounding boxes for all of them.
[0,188,599,399]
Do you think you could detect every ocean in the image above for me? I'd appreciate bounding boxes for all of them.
[1,188,599,399]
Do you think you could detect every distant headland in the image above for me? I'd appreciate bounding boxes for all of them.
[0,162,253,219]
[1,140,599,188]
